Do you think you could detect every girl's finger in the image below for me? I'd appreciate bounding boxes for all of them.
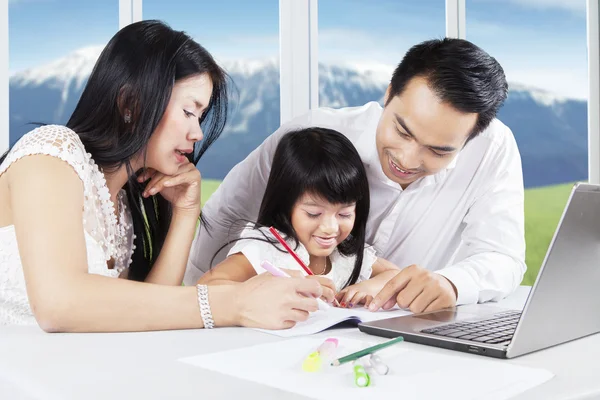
[319,287,336,304]
[349,291,367,308]
[335,289,347,302]
[341,290,357,308]
[365,295,374,308]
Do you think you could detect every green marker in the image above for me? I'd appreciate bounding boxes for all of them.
[353,364,371,387]
[331,336,404,366]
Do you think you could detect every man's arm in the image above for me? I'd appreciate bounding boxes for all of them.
[436,131,526,305]
[369,126,526,313]
[183,116,313,285]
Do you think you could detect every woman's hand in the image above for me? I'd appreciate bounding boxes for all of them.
[138,162,201,216]
[232,273,323,330]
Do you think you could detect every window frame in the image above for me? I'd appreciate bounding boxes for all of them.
[2,0,598,182]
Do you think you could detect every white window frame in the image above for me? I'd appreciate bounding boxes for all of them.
[279,0,318,124]
[120,0,143,29]
[1,0,8,152]
[2,0,599,181]
[446,0,466,39]
[588,0,599,184]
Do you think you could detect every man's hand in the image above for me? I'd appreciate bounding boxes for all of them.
[368,265,458,313]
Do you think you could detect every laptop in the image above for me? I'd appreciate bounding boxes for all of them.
[359,182,600,359]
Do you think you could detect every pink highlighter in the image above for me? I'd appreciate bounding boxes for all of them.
[260,260,330,310]
[302,338,339,372]
[260,260,292,278]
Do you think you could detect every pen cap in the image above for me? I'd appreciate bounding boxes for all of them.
[353,363,370,387]
[317,338,339,359]
[369,354,389,375]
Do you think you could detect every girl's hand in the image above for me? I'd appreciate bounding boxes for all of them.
[138,162,201,216]
[283,269,337,304]
[336,284,374,309]
[335,270,399,309]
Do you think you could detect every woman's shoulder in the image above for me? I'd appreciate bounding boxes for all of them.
[3,125,87,164]
[14,124,81,148]
[1,125,91,179]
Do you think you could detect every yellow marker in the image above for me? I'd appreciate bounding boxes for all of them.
[302,351,322,372]
[302,338,338,373]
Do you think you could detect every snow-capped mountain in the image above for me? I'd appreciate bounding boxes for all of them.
[8,49,588,188]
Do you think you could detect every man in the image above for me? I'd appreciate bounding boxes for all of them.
[184,38,526,314]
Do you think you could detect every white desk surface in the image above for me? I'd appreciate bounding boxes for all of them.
[0,286,598,400]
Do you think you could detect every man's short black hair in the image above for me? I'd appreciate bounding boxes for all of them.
[387,38,508,140]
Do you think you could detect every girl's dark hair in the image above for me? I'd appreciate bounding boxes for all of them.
[0,20,229,281]
[258,127,370,288]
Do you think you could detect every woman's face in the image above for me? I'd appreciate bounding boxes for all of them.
[145,73,213,175]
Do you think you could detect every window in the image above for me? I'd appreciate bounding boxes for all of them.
[9,0,118,146]
[466,0,588,284]
[144,0,280,187]
[318,0,445,108]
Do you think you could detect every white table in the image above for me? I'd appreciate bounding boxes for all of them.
[0,286,598,400]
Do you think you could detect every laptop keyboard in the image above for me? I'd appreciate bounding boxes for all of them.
[420,310,521,345]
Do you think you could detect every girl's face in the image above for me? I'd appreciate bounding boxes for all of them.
[145,73,213,175]
[290,192,357,257]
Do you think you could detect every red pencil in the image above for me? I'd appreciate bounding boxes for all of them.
[268,226,341,307]
[268,226,313,275]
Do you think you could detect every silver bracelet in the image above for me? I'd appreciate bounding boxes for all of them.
[196,284,214,329]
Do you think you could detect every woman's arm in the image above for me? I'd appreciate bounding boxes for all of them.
[199,253,338,304]
[144,210,199,285]
[138,163,202,286]
[9,156,321,332]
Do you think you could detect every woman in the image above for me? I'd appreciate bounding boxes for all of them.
[0,20,322,332]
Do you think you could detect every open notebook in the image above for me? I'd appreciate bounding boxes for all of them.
[256,306,413,337]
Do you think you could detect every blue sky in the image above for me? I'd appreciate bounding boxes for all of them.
[9,0,587,99]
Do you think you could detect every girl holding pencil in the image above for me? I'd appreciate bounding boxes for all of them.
[198,127,399,310]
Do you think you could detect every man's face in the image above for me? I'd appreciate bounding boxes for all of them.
[376,77,478,189]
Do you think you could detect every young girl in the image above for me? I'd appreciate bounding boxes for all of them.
[199,127,399,308]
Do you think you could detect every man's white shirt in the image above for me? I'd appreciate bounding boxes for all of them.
[185,101,526,305]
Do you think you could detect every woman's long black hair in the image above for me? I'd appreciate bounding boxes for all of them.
[213,127,370,288]
[2,20,229,281]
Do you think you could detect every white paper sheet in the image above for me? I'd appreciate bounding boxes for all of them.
[256,306,413,337]
[179,336,554,400]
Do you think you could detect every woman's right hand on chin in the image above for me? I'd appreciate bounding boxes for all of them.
[234,273,323,330]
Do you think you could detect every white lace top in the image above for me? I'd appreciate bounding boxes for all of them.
[228,224,377,291]
[0,125,135,325]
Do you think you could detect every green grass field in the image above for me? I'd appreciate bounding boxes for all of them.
[523,182,574,285]
[201,179,575,286]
